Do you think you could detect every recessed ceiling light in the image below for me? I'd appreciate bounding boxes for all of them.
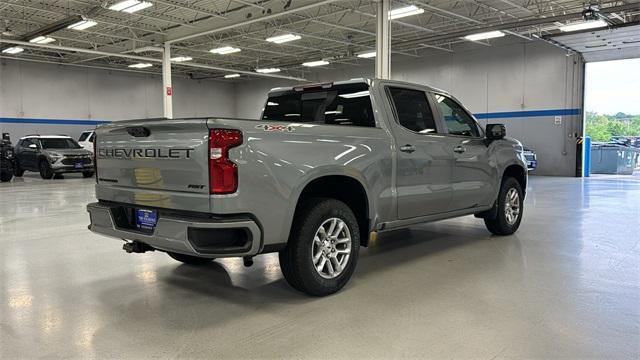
[302,60,330,67]
[128,63,153,68]
[29,36,56,44]
[170,56,192,62]
[210,46,241,55]
[67,20,98,30]
[389,5,424,20]
[109,0,153,13]
[357,51,376,58]
[464,30,505,41]
[559,20,607,32]
[265,34,301,44]
[224,74,240,78]
[255,68,281,73]
[2,47,24,54]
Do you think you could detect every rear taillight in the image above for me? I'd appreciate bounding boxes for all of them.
[209,129,242,194]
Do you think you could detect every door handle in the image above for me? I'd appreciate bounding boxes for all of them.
[454,145,466,153]
[400,144,416,153]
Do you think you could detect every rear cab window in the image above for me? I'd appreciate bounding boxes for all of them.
[387,87,438,134]
[262,83,376,127]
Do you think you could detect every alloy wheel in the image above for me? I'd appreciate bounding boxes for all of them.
[311,217,352,279]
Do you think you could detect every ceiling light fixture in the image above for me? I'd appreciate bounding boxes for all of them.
[128,63,153,68]
[265,34,301,44]
[2,47,24,54]
[224,74,240,78]
[255,68,281,73]
[559,20,607,32]
[67,20,97,30]
[109,0,153,13]
[357,51,376,58]
[302,60,330,67]
[389,5,424,20]
[464,30,505,41]
[29,36,56,44]
[210,46,241,55]
[170,56,192,62]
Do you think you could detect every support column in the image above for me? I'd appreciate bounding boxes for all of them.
[375,0,391,79]
[162,42,173,119]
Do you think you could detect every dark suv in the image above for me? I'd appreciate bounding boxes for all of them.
[0,135,15,182]
[14,135,94,179]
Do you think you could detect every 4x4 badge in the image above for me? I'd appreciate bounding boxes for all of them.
[255,124,294,132]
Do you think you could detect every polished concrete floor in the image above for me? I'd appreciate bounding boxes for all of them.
[1,173,639,359]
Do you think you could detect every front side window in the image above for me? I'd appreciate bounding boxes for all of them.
[262,83,376,127]
[40,138,81,149]
[20,139,35,148]
[387,87,437,134]
[435,94,480,137]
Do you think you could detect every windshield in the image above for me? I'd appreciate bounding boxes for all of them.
[78,132,91,142]
[40,138,81,149]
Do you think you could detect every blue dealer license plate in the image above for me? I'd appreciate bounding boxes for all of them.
[74,162,83,169]
[136,209,158,231]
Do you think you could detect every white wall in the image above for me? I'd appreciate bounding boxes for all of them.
[234,40,584,176]
[1,40,584,176]
[0,60,236,140]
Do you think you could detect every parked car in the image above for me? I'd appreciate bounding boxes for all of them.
[523,147,537,171]
[14,135,94,179]
[78,130,96,152]
[0,136,15,182]
[87,79,528,296]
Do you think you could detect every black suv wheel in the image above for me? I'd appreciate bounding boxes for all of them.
[39,159,54,179]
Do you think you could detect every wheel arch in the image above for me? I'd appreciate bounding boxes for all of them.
[502,164,527,195]
[292,174,371,247]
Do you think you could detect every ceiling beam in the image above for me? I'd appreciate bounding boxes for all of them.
[167,0,342,44]
[0,39,306,81]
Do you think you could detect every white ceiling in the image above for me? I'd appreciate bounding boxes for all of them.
[1,0,639,78]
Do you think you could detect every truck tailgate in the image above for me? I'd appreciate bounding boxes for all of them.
[95,119,210,209]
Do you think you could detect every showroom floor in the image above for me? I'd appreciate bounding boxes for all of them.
[1,174,639,359]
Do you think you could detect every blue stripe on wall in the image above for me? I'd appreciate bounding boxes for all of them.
[1,108,582,126]
[473,108,581,120]
[0,117,111,126]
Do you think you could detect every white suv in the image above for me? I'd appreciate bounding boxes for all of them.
[78,130,95,152]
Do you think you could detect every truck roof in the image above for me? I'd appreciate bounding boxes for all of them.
[268,78,450,96]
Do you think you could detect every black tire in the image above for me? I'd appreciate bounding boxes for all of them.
[279,198,360,296]
[167,252,214,265]
[484,177,524,235]
[13,162,24,177]
[39,160,54,179]
[0,170,12,182]
[82,171,95,178]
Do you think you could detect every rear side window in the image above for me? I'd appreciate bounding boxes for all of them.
[387,87,437,134]
[434,94,480,137]
[262,84,375,127]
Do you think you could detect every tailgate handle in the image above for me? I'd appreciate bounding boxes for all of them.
[126,127,151,137]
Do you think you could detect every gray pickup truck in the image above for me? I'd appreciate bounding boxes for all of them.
[87,78,527,296]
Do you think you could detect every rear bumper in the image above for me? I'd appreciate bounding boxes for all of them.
[86,202,262,258]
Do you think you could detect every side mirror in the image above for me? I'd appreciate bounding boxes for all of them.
[28,143,38,149]
[486,123,506,141]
